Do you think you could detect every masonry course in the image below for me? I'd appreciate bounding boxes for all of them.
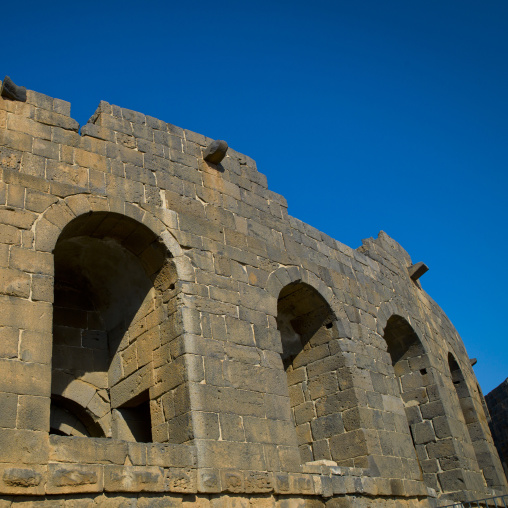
[0,79,506,507]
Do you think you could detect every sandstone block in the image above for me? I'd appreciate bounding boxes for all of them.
[32,137,59,159]
[0,224,21,245]
[47,463,103,494]
[104,465,164,492]
[16,395,50,432]
[146,443,197,468]
[0,326,18,359]
[0,358,50,396]
[197,468,221,493]
[0,429,49,464]
[165,467,197,493]
[0,393,17,428]
[35,108,79,131]
[0,464,46,495]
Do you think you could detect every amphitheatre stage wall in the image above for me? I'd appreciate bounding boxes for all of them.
[0,78,505,507]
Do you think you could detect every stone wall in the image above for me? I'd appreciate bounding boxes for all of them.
[486,378,508,479]
[0,79,506,506]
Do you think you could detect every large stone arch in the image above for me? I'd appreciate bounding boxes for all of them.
[267,266,380,467]
[33,194,186,263]
[31,195,195,444]
[265,265,350,335]
[376,298,427,344]
[50,375,108,438]
[377,300,488,499]
[447,353,507,491]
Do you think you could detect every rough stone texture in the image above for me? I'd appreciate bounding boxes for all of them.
[0,82,506,506]
[486,378,508,479]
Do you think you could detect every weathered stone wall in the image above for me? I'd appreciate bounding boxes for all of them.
[0,79,506,506]
[486,378,508,478]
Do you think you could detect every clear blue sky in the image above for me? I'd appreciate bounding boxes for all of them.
[3,1,507,393]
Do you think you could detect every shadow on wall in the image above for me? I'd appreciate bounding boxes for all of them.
[277,281,337,463]
[50,212,176,443]
[383,315,439,492]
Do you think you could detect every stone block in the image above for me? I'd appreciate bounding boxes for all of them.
[0,267,30,298]
[412,420,436,445]
[165,467,197,493]
[197,468,221,493]
[6,114,48,140]
[437,469,467,493]
[0,358,50,396]
[32,137,59,159]
[244,471,274,493]
[46,463,103,494]
[16,395,50,431]
[311,414,345,440]
[0,326,18,359]
[220,469,244,493]
[196,440,266,470]
[0,429,49,464]
[426,438,456,460]
[24,189,58,213]
[315,388,364,417]
[0,464,46,495]
[110,364,152,408]
[34,217,61,252]
[53,98,71,116]
[5,187,25,212]
[219,413,246,442]
[127,442,147,466]
[329,429,377,462]
[104,465,164,492]
[50,435,96,463]
[294,402,317,425]
[146,443,197,468]
[26,90,53,110]
[0,393,17,428]
[9,247,53,275]
[31,274,53,302]
[193,412,220,440]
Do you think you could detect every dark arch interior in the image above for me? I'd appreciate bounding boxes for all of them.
[51,212,174,442]
[277,281,334,369]
[384,315,425,366]
[50,395,104,438]
[276,281,337,463]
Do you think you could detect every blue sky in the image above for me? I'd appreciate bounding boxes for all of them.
[3,1,507,393]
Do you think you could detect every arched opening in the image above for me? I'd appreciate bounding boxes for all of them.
[383,315,441,492]
[277,281,340,463]
[448,354,501,488]
[50,395,104,437]
[51,212,177,443]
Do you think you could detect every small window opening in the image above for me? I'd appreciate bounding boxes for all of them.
[114,391,152,443]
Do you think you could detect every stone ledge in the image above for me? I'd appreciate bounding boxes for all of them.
[0,459,428,497]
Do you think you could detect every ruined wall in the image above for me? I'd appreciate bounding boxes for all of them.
[0,79,506,507]
[486,378,508,478]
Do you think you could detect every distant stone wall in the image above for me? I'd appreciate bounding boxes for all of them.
[487,379,508,478]
[0,78,506,506]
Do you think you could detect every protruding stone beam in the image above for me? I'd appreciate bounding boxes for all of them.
[470,358,477,367]
[203,139,228,165]
[1,76,27,102]
[408,262,429,281]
